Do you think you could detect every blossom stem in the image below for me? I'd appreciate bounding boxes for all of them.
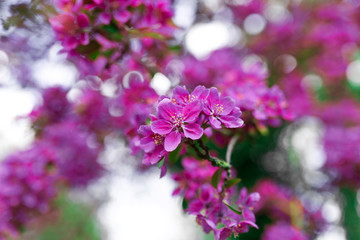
[186,139,231,179]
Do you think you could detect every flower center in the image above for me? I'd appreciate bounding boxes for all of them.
[152,134,163,145]
[171,114,183,127]
[214,103,224,114]
[189,95,198,102]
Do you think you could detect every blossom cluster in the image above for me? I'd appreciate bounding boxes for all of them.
[50,0,175,79]
[172,157,260,240]
[230,0,360,84]
[0,146,57,239]
[0,123,104,238]
[253,180,327,238]
[178,49,293,128]
[320,100,360,187]
[0,87,112,236]
[138,85,244,166]
[3,0,360,238]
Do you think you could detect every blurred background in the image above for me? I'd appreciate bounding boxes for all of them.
[2,0,360,239]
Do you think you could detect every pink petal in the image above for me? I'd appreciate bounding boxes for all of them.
[202,102,213,116]
[253,109,267,120]
[157,99,178,121]
[231,107,242,118]
[209,116,222,129]
[187,200,204,214]
[151,120,173,135]
[207,87,220,109]
[79,33,89,45]
[92,0,103,4]
[191,85,208,101]
[218,228,233,240]
[138,125,153,136]
[160,164,167,178]
[240,220,258,229]
[172,86,190,105]
[114,10,131,23]
[93,56,107,74]
[94,34,118,50]
[63,36,78,50]
[218,97,235,115]
[98,12,111,25]
[140,136,155,152]
[242,208,256,223]
[164,131,181,152]
[182,101,201,123]
[142,154,151,165]
[183,123,203,140]
[151,146,166,165]
[77,13,89,28]
[219,115,244,128]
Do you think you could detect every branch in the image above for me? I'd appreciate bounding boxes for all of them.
[186,139,231,179]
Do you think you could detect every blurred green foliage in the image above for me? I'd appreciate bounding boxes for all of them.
[21,192,102,240]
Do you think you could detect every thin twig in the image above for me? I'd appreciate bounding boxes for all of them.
[226,134,240,165]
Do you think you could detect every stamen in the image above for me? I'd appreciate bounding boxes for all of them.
[214,103,224,114]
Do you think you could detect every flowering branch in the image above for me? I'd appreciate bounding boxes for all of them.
[185,138,231,179]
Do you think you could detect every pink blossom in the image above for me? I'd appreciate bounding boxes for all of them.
[151,98,203,151]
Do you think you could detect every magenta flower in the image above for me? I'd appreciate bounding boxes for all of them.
[171,85,209,106]
[151,98,203,151]
[203,87,244,129]
[138,125,167,165]
[49,12,90,50]
[226,220,259,237]
[196,214,258,240]
[237,187,261,223]
[187,184,218,214]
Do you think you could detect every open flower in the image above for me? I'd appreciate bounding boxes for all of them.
[204,87,244,129]
[171,85,209,106]
[151,98,203,151]
[138,125,167,165]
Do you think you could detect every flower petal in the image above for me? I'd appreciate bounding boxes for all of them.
[192,85,209,101]
[219,115,244,128]
[151,120,173,134]
[218,228,233,240]
[164,131,182,152]
[207,87,220,109]
[140,136,155,152]
[157,99,178,121]
[218,96,235,115]
[160,164,167,178]
[172,86,190,105]
[138,125,153,136]
[209,116,222,129]
[114,10,131,23]
[253,109,267,120]
[183,123,203,140]
[77,13,90,28]
[182,101,202,123]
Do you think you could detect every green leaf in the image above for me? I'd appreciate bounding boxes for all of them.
[169,45,182,52]
[224,178,241,189]
[157,158,165,169]
[182,198,188,210]
[103,24,119,34]
[223,202,242,215]
[169,145,182,163]
[216,222,226,228]
[109,32,123,41]
[211,168,222,189]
